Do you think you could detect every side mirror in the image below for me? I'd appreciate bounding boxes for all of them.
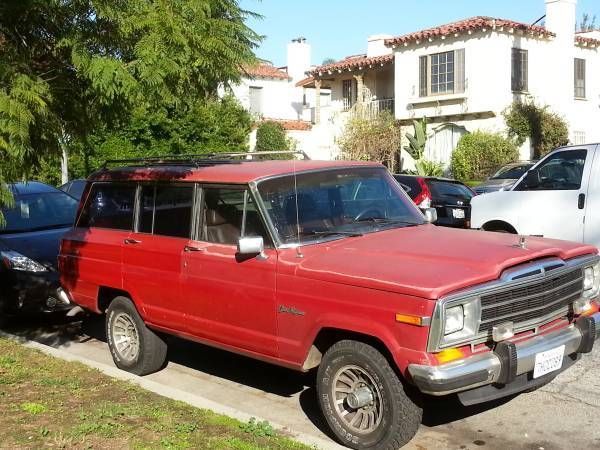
[523,170,540,189]
[237,236,267,258]
[421,207,437,224]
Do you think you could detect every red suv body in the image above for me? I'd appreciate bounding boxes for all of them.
[59,158,600,449]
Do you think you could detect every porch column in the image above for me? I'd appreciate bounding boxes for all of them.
[314,79,322,125]
[353,73,364,104]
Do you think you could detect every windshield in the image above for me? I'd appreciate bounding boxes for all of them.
[491,164,532,180]
[257,167,425,245]
[0,191,78,233]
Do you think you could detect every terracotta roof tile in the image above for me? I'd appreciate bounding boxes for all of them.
[260,119,312,131]
[575,35,600,47]
[245,64,290,80]
[385,16,554,47]
[310,54,394,76]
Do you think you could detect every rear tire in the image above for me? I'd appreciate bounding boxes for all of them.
[106,296,167,376]
[317,340,422,450]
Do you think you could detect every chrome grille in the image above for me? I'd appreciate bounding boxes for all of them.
[478,268,583,336]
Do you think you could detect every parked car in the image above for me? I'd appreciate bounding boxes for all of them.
[59,179,87,201]
[0,182,77,316]
[471,144,600,247]
[59,156,600,450]
[473,162,534,195]
[394,174,475,228]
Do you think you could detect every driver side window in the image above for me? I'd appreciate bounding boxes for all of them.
[517,150,587,191]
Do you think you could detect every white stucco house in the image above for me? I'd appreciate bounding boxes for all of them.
[307,0,600,166]
[227,38,332,159]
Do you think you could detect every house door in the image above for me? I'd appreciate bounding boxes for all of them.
[425,124,467,167]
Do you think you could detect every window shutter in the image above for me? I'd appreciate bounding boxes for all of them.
[455,48,465,93]
[419,55,428,97]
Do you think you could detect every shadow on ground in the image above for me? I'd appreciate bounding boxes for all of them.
[2,313,518,438]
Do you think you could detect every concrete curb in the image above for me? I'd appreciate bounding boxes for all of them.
[0,331,344,450]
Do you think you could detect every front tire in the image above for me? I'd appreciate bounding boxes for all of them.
[317,340,422,449]
[106,296,167,376]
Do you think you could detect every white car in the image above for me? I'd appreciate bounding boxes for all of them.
[471,144,600,247]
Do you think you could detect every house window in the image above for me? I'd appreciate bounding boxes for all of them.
[512,48,528,92]
[419,49,465,97]
[342,79,356,110]
[249,86,263,115]
[573,131,586,145]
[574,58,586,98]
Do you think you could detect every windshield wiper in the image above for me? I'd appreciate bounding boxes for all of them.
[304,230,364,237]
[355,217,422,227]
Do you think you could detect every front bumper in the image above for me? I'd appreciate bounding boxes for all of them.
[0,269,72,314]
[409,313,599,399]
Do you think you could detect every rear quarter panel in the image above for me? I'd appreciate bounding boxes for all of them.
[59,227,126,313]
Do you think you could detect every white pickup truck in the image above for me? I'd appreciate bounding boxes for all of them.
[471,144,600,247]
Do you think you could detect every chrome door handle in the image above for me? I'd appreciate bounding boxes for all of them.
[124,238,141,245]
[184,245,206,252]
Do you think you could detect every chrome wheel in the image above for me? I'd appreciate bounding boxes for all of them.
[331,364,383,434]
[111,312,140,363]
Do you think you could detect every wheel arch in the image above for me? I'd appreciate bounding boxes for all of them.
[302,326,400,374]
[97,286,136,313]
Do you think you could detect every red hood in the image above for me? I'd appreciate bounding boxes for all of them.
[278,225,597,300]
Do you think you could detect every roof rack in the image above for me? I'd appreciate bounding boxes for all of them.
[102,150,310,169]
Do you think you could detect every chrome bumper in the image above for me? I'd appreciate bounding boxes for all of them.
[409,313,599,396]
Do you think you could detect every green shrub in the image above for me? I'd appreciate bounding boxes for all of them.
[504,101,569,158]
[451,131,519,181]
[255,121,289,153]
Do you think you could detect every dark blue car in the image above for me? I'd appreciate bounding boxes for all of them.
[0,182,78,315]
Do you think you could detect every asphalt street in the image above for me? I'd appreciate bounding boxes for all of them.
[3,315,599,450]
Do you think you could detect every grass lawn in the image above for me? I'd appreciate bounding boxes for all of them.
[0,338,312,449]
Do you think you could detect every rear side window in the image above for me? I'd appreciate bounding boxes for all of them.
[427,180,474,199]
[139,184,194,238]
[393,176,422,200]
[77,184,136,230]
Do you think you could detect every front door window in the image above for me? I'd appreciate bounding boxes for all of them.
[516,150,587,191]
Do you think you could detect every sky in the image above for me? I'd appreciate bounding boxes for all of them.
[239,0,600,67]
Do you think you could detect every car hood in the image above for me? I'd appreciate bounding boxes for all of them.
[0,227,71,269]
[280,225,596,300]
[476,179,516,190]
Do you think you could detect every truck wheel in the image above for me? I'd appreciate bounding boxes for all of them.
[106,296,167,376]
[317,340,422,449]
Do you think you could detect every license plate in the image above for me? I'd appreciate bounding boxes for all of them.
[533,345,565,379]
[452,208,465,219]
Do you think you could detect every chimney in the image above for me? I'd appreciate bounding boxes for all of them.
[367,35,393,58]
[545,0,577,45]
[287,37,311,83]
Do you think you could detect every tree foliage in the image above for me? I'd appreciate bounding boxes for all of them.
[0,0,260,208]
[402,118,443,176]
[503,101,569,158]
[255,121,289,152]
[451,131,519,181]
[578,13,598,31]
[338,111,401,170]
[32,96,253,185]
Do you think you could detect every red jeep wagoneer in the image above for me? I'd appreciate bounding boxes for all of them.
[59,155,600,449]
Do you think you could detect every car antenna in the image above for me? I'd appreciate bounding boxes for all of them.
[293,157,303,258]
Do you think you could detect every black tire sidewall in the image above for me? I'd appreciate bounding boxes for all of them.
[106,297,145,371]
[318,346,400,449]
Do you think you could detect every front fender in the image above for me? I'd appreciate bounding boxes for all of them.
[471,190,521,230]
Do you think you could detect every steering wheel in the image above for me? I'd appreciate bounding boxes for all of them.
[353,208,385,222]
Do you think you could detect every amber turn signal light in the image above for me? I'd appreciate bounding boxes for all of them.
[395,314,429,326]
